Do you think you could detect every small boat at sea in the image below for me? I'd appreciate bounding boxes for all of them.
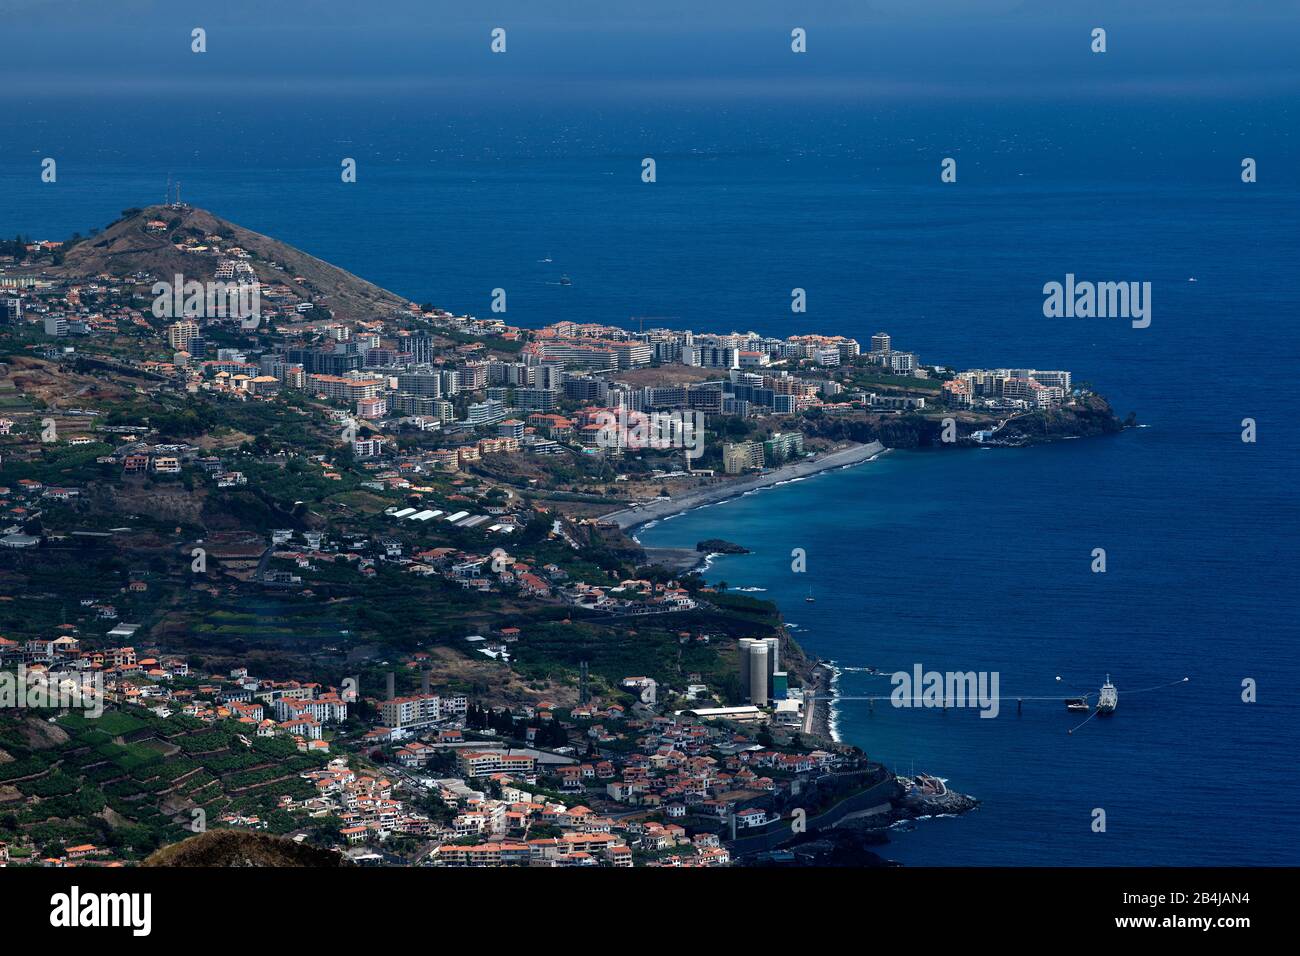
[804,587,815,603]
[1097,675,1118,714]
[1065,696,1089,712]
[558,274,572,286]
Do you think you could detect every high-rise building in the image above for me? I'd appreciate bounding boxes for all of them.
[457,361,489,390]
[563,377,601,402]
[491,361,534,386]
[167,321,200,351]
[614,343,653,368]
[465,399,506,426]
[887,351,916,374]
[723,441,765,475]
[697,345,739,369]
[515,387,559,412]
[687,386,723,415]
[648,385,688,409]
[284,348,361,375]
[397,331,437,364]
[306,375,384,402]
[534,363,565,390]
[762,432,804,464]
[392,393,441,416]
[397,371,442,398]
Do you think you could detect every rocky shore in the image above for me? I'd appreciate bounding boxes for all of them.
[805,661,837,743]
[638,546,708,573]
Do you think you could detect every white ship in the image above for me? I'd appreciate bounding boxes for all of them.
[1097,675,1118,715]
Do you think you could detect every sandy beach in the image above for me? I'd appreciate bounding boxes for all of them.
[603,440,887,534]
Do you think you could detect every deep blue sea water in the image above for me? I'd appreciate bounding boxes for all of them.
[3,90,1298,864]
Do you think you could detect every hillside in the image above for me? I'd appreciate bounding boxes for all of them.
[144,829,347,867]
[51,204,409,322]
[0,709,333,863]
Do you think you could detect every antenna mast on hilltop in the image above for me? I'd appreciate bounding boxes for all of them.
[164,177,183,208]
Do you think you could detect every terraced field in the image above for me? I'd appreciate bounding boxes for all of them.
[0,708,331,861]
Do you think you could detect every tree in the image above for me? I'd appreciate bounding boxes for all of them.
[520,514,550,545]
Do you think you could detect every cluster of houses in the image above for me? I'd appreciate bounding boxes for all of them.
[382,538,694,619]
[0,840,118,869]
[291,759,434,843]
[402,711,845,866]
[0,632,351,753]
[3,270,141,342]
[427,780,730,868]
[0,478,89,549]
[0,618,858,868]
[339,649,853,866]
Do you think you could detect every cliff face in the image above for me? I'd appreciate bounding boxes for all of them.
[801,394,1129,449]
[993,394,1131,444]
[801,414,936,449]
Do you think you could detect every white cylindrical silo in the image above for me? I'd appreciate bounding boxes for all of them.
[765,637,780,675]
[749,641,769,707]
[738,638,756,698]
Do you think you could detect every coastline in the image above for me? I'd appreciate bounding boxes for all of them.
[803,661,840,744]
[604,440,887,536]
[623,443,879,749]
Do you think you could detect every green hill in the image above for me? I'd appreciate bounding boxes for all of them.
[0,710,332,862]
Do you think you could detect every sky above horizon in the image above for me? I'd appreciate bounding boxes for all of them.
[1,1,1298,101]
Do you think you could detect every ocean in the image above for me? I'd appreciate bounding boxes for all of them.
[3,89,1298,865]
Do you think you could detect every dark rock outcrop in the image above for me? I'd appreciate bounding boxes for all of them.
[143,830,349,867]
